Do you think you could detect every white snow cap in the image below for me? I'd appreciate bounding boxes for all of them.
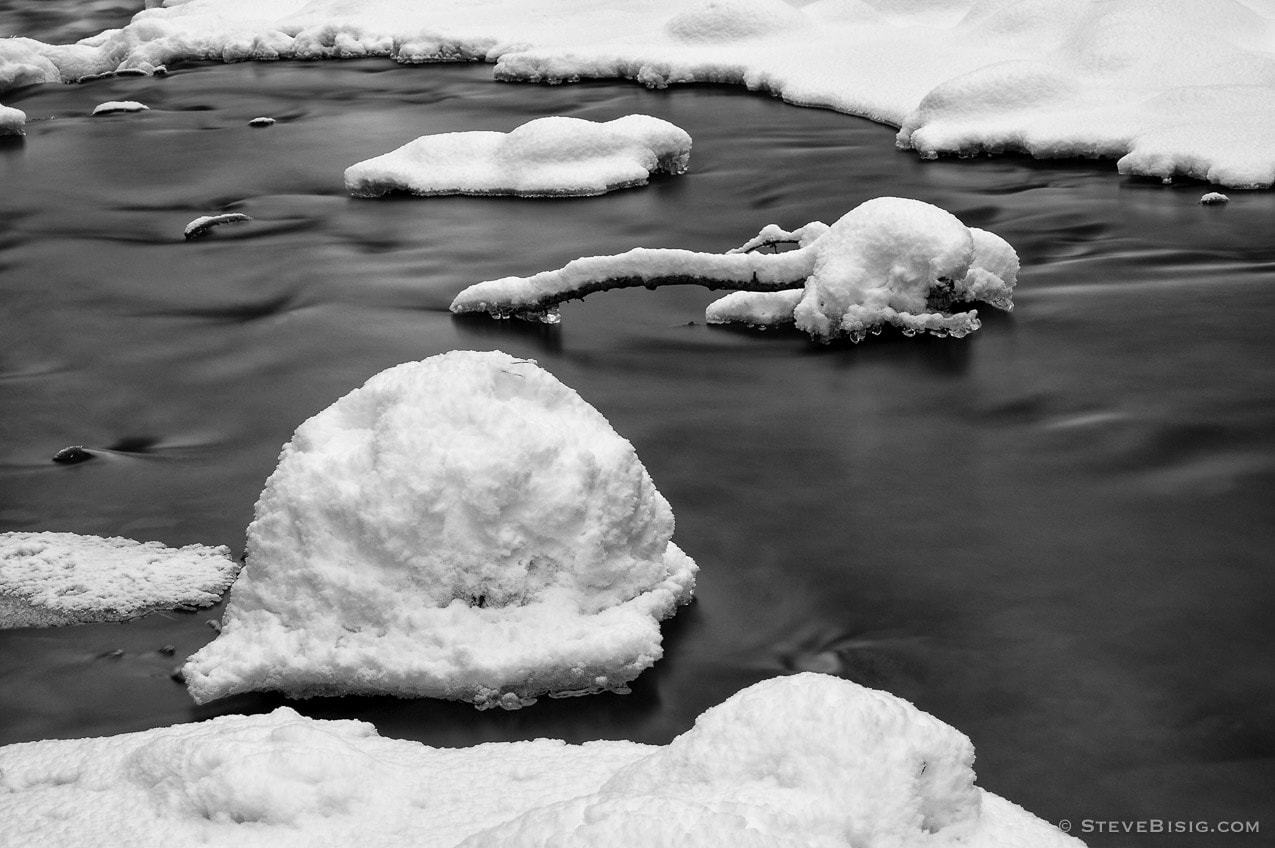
[91,100,149,115]
[0,673,1085,848]
[345,114,691,198]
[453,197,1018,343]
[184,350,697,709]
[0,532,239,628]
[0,102,24,135]
[184,212,253,238]
[1,0,1273,186]
[785,197,1017,341]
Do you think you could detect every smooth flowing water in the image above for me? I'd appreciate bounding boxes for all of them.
[1,8,1273,847]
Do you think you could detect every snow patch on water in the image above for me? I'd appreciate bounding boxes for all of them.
[0,532,239,628]
[345,114,690,198]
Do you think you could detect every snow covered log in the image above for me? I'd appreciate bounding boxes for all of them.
[183,350,697,709]
[451,197,1018,343]
[345,114,691,198]
[0,673,1085,848]
[0,532,239,628]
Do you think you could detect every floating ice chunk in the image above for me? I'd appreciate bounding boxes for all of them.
[0,674,1084,848]
[184,212,252,239]
[452,197,1017,343]
[92,100,148,115]
[1200,191,1230,205]
[248,116,275,126]
[0,102,25,135]
[344,114,691,198]
[183,350,697,708]
[0,532,239,628]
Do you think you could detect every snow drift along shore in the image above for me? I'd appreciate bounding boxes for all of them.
[1,0,1274,187]
[0,673,1085,848]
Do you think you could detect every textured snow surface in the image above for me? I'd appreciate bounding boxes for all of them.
[0,102,24,135]
[1,0,1273,186]
[184,350,697,708]
[91,100,148,115]
[453,197,1018,343]
[0,674,1084,848]
[0,532,239,628]
[345,114,691,198]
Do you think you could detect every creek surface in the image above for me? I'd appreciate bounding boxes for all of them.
[1,9,1273,846]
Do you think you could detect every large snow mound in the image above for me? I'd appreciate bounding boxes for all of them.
[1,0,1273,186]
[183,350,697,709]
[452,197,1018,343]
[0,673,1084,848]
[345,114,691,198]
[0,532,239,628]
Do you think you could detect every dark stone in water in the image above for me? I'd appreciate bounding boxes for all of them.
[157,644,176,656]
[52,445,94,464]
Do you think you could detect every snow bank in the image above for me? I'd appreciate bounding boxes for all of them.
[0,532,239,628]
[184,350,696,709]
[1,0,1273,186]
[453,197,1018,343]
[0,103,24,135]
[0,673,1084,848]
[345,114,691,198]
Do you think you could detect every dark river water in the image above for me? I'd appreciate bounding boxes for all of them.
[1,6,1273,847]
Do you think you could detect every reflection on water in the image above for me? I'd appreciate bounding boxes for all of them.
[0,55,1273,848]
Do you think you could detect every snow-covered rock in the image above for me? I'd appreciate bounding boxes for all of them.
[0,103,25,135]
[345,114,691,198]
[0,673,1084,848]
[0,532,239,628]
[91,100,149,115]
[2,0,1273,186]
[183,350,697,708]
[1200,191,1230,205]
[452,197,1018,343]
[184,212,253,239]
